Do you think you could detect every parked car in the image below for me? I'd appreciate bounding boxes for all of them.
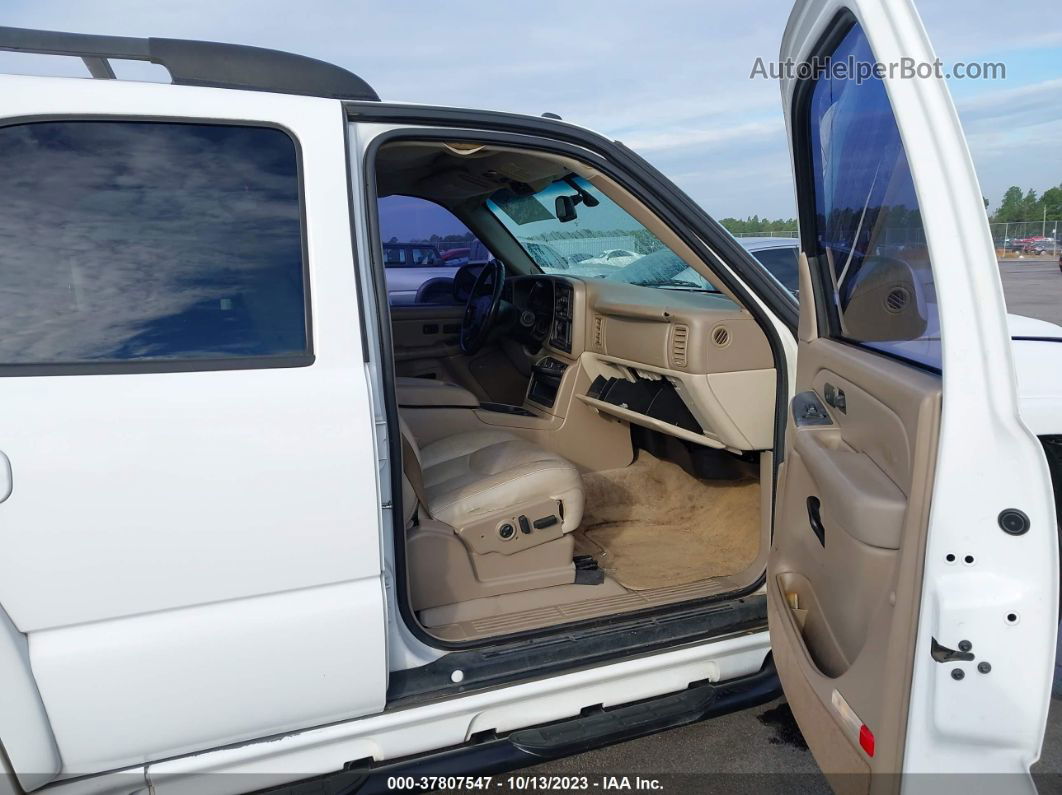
[1023,237,1057,255]
[0,3,1057,794]
[524,240,570,271]
[381,242,460,305]
[439,246,470,265]
[577,248,642,268]
[383,241,443,266]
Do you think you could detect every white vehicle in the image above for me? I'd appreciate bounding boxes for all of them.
[0,1,1057,793]
[577,248,643,269]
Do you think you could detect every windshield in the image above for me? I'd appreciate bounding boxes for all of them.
[485,176,718,292]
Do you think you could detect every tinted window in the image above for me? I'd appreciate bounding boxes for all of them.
[377,195,493,305]
[383,246,407,266]
[806,23,939,369]
[0,121,306,366]
[751,246,800,294]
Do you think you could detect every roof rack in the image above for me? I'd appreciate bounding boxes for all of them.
[0,25,380,101]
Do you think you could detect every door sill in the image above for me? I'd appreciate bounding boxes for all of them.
[388,594,768,708]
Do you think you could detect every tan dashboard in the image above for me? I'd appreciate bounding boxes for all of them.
[538,276,777,452]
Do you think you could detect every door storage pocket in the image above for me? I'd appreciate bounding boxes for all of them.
[776,571,850,678]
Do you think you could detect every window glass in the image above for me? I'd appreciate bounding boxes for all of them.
[807,22,939,368]
[485,176,721,295]
[410,246,441,266]
[0,121,306,366]
[750,246,800,294]
[377,195,493,305]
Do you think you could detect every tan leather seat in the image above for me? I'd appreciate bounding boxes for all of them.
[418,429,584,533]
[399,417,586,612]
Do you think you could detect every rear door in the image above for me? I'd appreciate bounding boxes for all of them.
[0,73,386,784]
[770,0,1058,785]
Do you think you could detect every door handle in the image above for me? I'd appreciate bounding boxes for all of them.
[0,451,11,503]
[807,496,825,546]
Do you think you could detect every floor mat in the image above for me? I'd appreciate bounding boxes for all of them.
[574,453,760,591]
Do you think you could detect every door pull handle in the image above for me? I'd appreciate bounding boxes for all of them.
[807,496,825,546]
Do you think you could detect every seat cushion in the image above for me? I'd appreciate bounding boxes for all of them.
[419,429,584,533]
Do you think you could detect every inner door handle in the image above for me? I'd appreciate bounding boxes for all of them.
[807,496,825,546]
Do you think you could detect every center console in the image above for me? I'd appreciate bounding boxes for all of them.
[527,356,568,409]
[549,280,573,354]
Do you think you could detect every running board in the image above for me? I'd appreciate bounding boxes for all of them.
[510,682,716,756]
[252,658,780,795]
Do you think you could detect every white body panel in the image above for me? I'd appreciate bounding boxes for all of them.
[0,74,387,781]
[1009,315,1062,436]
[781,0,1058,779]
[53,633,769,795]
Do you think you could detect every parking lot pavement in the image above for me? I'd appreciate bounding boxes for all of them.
[1000,256,1062,327]
[526,257,1062,784]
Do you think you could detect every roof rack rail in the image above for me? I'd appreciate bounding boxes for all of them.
[0,25,380,101]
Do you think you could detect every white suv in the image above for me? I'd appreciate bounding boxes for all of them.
[0,1,1058,794]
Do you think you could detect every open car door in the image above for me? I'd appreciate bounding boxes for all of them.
[769,0,1058,787]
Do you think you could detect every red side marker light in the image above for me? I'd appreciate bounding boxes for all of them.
[859,724,875,757]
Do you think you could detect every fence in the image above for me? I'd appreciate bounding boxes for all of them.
[732,225,1060,257]
[990,221,1061,257]
[536,236,641,262]
[731,230,799,239]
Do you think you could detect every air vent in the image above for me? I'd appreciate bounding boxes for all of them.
[670,324,689,368]
[592,314,607,350]
[711,325,731,348]
[884,286,910,314]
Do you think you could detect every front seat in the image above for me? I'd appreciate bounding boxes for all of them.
[400,418,586,612]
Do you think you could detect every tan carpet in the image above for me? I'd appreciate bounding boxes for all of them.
[574,453,760,591]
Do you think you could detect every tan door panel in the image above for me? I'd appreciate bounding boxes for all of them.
[390,305,531,404]
[769,334,941,790]
[792,429,906,550]
[391,305,464,361]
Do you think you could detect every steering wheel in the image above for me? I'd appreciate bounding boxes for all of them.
[459,260,505,354]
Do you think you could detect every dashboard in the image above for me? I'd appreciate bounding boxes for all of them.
[508,273,777,452]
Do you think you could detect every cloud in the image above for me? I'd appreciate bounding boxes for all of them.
[0,0,1057,220]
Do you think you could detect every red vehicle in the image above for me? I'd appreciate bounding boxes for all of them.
[1020,236,1056,254]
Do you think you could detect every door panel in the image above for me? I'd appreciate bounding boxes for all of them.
[775,0,1056,782]
[391,305,531,404]
[770,333,940,781]
[0,76,387,782]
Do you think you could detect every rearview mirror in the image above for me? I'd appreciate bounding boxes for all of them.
[555,195,578,223]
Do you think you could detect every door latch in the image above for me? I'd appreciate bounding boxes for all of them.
[791,391,833,427]
[930,637,974,663]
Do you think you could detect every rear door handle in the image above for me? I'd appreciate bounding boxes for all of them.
[0,451,11,503]
[807,496,825,546]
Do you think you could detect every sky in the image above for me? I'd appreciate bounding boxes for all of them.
[2,0,1059,221]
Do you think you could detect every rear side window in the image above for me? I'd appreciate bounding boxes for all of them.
[0,121,308,369]
[805,22,940,369]
[750,246,800,294]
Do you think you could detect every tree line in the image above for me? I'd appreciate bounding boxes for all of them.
[717,216,798,235]
[990,184,1062,224]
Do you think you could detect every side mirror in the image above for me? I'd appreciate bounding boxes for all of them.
[555,195,578,223]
